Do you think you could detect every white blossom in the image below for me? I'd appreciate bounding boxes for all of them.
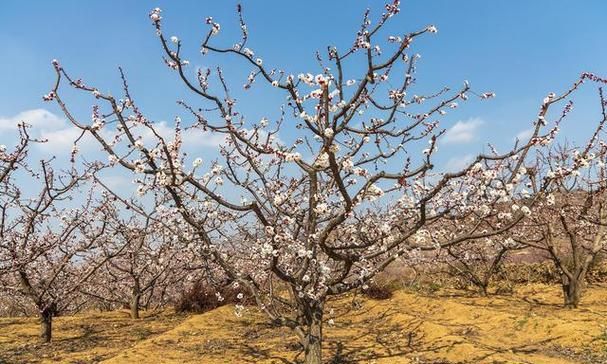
[314,202,328,214]
[314,153,330,169]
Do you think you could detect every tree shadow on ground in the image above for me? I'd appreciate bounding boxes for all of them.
[345,298,566,363]
[221,296,569,364]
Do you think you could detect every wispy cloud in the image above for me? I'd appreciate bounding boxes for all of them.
[140,121,227,149]
[444,153,475,172]
[443,118,484,144]
[514,128,534,142]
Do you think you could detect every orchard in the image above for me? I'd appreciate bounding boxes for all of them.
[1,2,606,363]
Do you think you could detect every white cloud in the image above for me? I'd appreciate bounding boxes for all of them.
[0,109,65,131]
[38,127,89,155]
[0,109,76,157]
[443,118,484,144]
[142,121,226,149]
[0,109,79,155]
[515,128,534,142]
[136,121,282,151]
[444,153,475,172]
[0,109,229,157]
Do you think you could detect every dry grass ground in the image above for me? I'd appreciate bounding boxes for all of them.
[2,284,607,364]
[0,311,186,363]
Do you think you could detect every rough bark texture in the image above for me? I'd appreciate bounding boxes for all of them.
[303,308,323,364]
[562,275,583,309]
[130,293,141,319]
[39,309,53,343]
[130,278,141,319]
[479,283,489,297]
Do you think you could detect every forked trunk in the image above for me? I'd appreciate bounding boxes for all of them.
[303,308,323,364]
[561,274,583,309]
[479,285,489,297]
[477,279,489,297]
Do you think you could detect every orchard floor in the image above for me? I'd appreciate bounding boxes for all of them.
[2,284,607,364]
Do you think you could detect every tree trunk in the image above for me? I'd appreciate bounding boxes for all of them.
[562,274,582,309]
[479,283,489,297]
[130,293,141,319]
[303,309,323,364]
[39,309,53,343]
[130,279,141,319]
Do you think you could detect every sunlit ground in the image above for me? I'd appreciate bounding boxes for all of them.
[2,284,607,363]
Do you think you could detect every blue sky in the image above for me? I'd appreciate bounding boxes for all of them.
[1,0,606,176]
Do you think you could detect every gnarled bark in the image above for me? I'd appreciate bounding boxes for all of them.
[303,306,323,364]
[130,280,141,319]
[39,305,55,343]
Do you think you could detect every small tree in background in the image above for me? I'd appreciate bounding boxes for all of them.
[514,103,607,308]
[438,235,523,296]
[0,161,117,342]
[83,198,200,319]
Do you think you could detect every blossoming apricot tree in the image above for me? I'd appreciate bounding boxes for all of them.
[0,157,118,342]
[512,98,607,307]
[82,196,204,319]
[46,2,607,361]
